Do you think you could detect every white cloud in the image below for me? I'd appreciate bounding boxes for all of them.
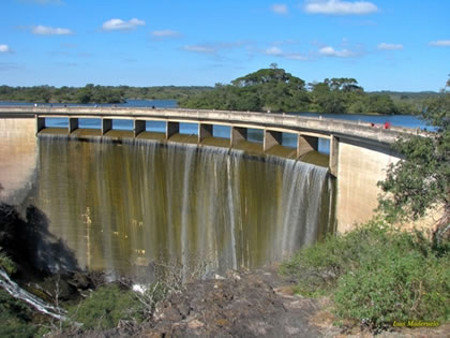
[264,46,308,60]
[183,45,217,54]
[304,0,378,15]
[285,53,308,61]
[151,30,181,38]
[319,46,354,57]
[102,18,146,31]
[0,44,12,53]
[429,40,450,47]
[377,42,403,50]
[265,46,284,55]
[182,41,249,55]
[271,4,288,15]
[32,25,72,35]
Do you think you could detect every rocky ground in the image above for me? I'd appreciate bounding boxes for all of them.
[141,268,325,337]
[70,266,448,338]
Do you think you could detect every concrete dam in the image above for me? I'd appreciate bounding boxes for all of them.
[0,106,406,278]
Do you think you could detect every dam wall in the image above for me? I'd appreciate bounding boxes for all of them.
[336,140,398,231]
[0,118,37,204]
[0,109,407,233]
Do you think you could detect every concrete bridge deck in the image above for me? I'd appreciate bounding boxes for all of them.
[0,105,407,145]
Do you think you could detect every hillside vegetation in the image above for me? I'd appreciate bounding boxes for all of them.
[179,65,438,115]
[0,84,211,104]
[1,66,440,115]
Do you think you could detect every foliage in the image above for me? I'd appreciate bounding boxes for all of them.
[0,289,38,337]
[0,251,17,275]
[0,68,437,114]
[181,67,310,112]
[0,84,210,104]
[68,284,143,330]
[378,82,450,234]
[334,242,449,328]
[180,67,430,114]
[280,219,450,329]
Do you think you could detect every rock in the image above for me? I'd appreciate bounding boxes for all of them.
[141,270,322,337]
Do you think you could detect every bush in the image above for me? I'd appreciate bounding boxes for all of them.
[280,219,450,328]
[69,284,143,330]
[0,289,38,337]
[0,251,17,275]
[280,219,392,296]
[334,241,449,327]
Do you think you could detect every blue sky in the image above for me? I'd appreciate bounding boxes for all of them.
[1,0,449,91]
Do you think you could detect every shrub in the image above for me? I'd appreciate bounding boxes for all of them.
[68,284,143,330]
[280,218,450,328]
[334,242,449,327]
[0,289,38,337]
[0,251,17,275]
[280,219,392,296]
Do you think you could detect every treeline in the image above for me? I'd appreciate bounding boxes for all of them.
[0,84,211,104]
[0,67,440,114]
[179,66,436,115]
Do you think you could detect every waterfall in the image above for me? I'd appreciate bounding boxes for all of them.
[34,136,333,280]
[0,269,67,321]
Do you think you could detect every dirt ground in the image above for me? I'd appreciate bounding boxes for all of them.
[126,266,448,337]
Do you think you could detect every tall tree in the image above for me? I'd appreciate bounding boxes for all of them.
[378,79,450,243]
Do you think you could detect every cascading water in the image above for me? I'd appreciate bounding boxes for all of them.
[33,136,334,281]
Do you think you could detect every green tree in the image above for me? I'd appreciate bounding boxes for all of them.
[378,80,450,242]
[76,84,94,104]
[366,93,398,115]
[182,66,309,112]
[309,81,345,114]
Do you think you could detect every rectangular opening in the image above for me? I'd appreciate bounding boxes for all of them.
[146,121,166,133]
[179,122,198,135]
[247,128,263,143]
[112,119,133,131]
[281,132,297,149]
[45,117,68,128]
[318,139,330,155]
[79,118,101,129]
[212,125,231,139]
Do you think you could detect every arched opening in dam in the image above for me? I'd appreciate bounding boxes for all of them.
[26,135,335,281]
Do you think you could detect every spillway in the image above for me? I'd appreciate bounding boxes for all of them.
[32,136,334,280]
